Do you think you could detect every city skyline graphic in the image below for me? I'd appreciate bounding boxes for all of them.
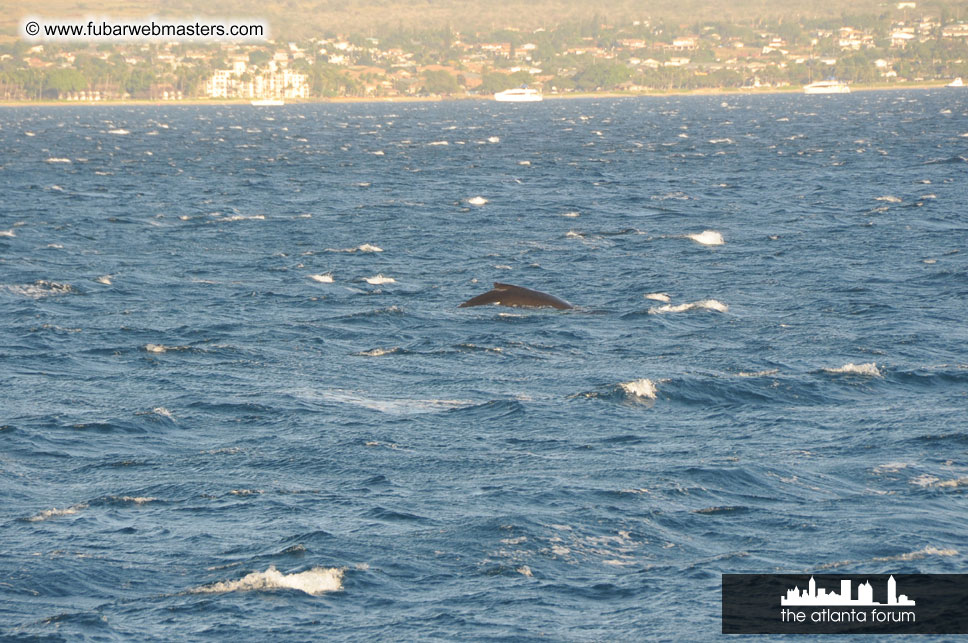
[782,576,916,607]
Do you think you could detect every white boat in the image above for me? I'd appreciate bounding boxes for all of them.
[494,87,542,102]
[946,77,964,87]
[251,99,285,106]
[803,80,850,94]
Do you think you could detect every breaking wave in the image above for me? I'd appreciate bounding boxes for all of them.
[192,566,344,596]
[649,299,728,314]
[823,362,882,377]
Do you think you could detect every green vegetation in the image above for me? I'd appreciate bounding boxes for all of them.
[2,1,968,100]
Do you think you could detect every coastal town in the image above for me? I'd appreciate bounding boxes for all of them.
[1,1,967,101]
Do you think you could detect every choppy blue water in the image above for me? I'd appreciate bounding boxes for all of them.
[1,92,967,641]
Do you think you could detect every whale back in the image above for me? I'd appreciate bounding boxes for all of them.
[459,283,574,309]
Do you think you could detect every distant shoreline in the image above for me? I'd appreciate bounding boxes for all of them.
[0,82,954,107]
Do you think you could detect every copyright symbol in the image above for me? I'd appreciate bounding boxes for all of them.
[25,21,40,36]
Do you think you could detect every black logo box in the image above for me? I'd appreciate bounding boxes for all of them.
[722,574,968,634]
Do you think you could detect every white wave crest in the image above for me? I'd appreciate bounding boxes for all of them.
[644,293,671,302]
[875,195,902,203]
[560,211,580,218]
[620,378,658,400]
[3,280,73,298]
[144,344,189,354]
[824,362,882,377]
[95,275,112,285]
[327,244,383,253]
[357,347,399,357]
[113,496,157,504]
[221,214,265,222]
[487,136,500,143]
[108,129,130,135]
[27,503,88,522]
[650,299,728,314]
[365,274,395,285]
[467,196,488,206]
[737,369,779,377]
[153,407,174,420]
[192,566,344,596]
[687,230,725,246]
[309,274,334,283]
[45,157,72,163]
[872,546,958,561]
[428,140,449,146]
[910,474,968,488]
[0,229,15,237]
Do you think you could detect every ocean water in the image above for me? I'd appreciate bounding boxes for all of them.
[1,92,966,640]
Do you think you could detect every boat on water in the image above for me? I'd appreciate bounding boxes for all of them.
[803,80,850,94]
[946,77,964,87]
[494,87,543,102]
[251,99,285,106]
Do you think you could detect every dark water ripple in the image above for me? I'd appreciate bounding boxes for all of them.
[2,92,967,640]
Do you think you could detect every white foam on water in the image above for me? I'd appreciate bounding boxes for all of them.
[620,378,658,400]
[924,258,937,264]
[910,474,968,488]
[27,503,88,522]
[644,293,671,302]
[467,196,488,206]
[328,244,383,253]
[372,150,384,156]
[108,129,130,135]
[824,362,882,377]
[113,496,157,504]
[314,390,471,415]
[650,299,728,314]
[566,230,583,238]
[428,140,449,146]
[144,344,189,354]
[365,274,395,285]
[517,566,533,577]
[687,230,725,246]
[0,229,15,237]
[737,369,779,377]
[152,407,174,420]
[309,274,334,283]
[357,348,399,357]
[518,160,531,166]
[45,157,71,163]
[192,566,344,596]
[222,215,265,222]
[487,136,500,143]
[872,462,910,474]
[875,195,902,203]
[95,275,112,285]
[708,138,734,144]
[3,281,73,298]
[560,211,580,218]
[872,546,958,561]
